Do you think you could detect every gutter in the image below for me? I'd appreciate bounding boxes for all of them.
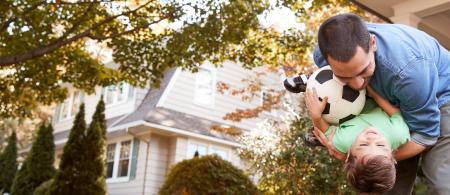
[110,120,242,147]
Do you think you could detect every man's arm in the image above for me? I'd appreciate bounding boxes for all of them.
[394,141,427,161]
[313,46,329,68]
[395,58,440,147]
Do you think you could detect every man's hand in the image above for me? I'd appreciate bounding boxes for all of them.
[305,88,328,120]
[312,127,346,161]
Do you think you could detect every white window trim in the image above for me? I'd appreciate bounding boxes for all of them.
[106,138,134,183]
[103,82,132,108]
[186,139,230,161]
[209,146,229,160]
[193,66,216,109]
[58,90,83,122]
[187,141,208,158]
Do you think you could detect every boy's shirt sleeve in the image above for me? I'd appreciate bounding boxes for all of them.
[394,58,440,146]
[388,112,411,149]
[325,125,355,153]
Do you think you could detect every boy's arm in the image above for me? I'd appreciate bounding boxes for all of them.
[305,88,330,132]
[367,85,400,117]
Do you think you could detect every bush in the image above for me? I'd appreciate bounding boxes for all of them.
[160,155,258,195]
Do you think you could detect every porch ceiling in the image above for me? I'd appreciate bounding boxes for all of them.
[353,0,450,49]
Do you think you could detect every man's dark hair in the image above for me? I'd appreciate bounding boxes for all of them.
[318,13,371,62]
[345,154,396,194]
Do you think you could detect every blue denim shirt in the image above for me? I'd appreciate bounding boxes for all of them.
[314,23,450,146]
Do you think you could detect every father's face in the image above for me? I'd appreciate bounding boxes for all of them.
[327,37,377,90]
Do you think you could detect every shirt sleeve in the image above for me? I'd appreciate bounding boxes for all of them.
[313,45,329,68]
[394,58,440,146]
[325,125,347,153]
[389,112,411,137]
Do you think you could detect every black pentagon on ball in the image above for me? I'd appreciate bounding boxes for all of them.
[318,97,331,114]
[342,85,360,102]
[315,69,334,84]
[339,114,356,124]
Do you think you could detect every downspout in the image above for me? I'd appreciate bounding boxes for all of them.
[141,138,150,195]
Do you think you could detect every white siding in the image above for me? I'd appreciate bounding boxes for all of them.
[107,134,171,195]
[52,86,137,133]
[160,61,284,131]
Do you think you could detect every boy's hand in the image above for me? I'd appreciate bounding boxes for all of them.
[305,88,328,120]
[313,127,346,161]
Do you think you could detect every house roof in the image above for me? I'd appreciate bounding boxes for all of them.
[111,68,237,142]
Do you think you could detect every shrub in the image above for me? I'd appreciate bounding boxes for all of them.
[160,155,258,195]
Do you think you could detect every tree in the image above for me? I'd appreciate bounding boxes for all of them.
[0,0,381,118]
[0,131,17,193]
[237,103,354,194]
[0,0,269,118]
[46,104,87,194]
[11,124,56,195]
[47,99,107,195]
[83,98,107,194]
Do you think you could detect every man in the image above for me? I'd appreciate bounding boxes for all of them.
[313,13,450,194]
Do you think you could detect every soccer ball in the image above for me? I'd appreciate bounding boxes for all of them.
[306,66,366,124]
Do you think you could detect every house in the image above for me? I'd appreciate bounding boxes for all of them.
[351,0,450,49]
[51,61,283,194]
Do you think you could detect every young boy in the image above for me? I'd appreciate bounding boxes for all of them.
[305,86,410,193]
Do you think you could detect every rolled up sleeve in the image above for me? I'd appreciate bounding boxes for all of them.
[313,45,329,68]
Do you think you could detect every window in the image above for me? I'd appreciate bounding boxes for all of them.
[118,141,131,177]
[210,147,228,160]
[106,144,116,178]
[106,140,132,180]
[194,68,215,107]
[103,82,132,106]
[187,143,207,158]
[58,90,83,121]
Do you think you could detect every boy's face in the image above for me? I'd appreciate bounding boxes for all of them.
[350,127,392,159]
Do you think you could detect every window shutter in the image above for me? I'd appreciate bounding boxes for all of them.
[129,137,140,180]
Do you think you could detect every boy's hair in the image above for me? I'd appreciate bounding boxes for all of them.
[318,13,371,62]
[345,154,396,193]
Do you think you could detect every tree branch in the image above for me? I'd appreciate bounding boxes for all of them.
[86,14,171,41]
[59,1,96,40]
[0,0,154,66]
